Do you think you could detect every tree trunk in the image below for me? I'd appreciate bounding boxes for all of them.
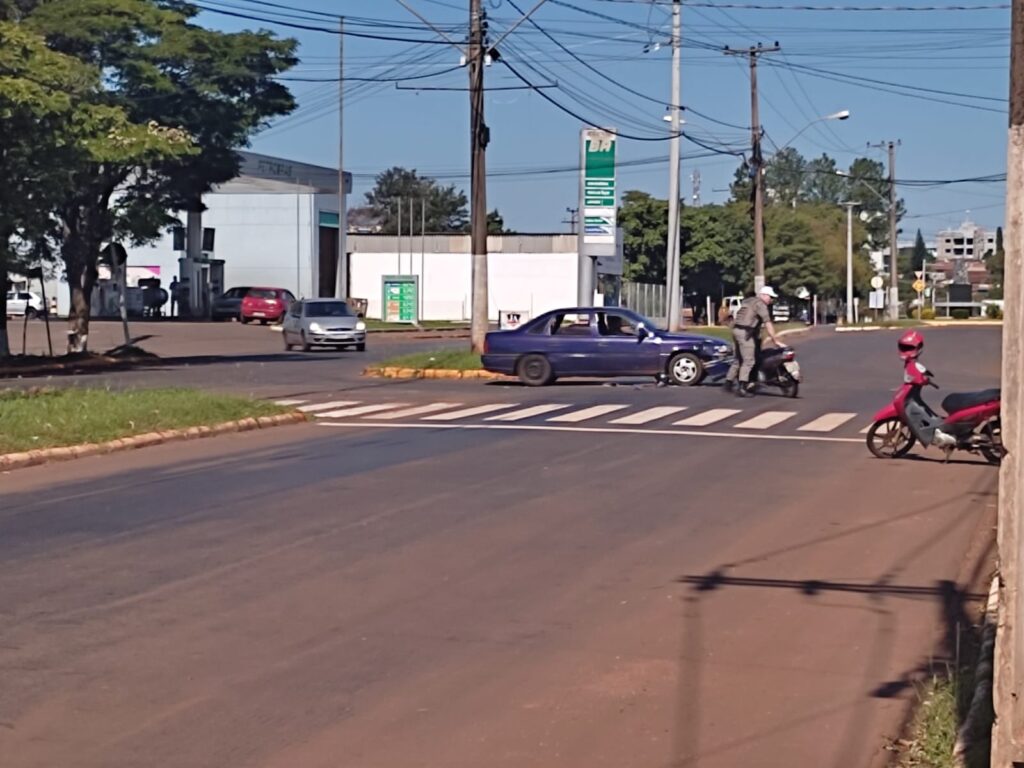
[63,229,98,354]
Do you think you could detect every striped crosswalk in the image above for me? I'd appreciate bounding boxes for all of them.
[274,397,872,440]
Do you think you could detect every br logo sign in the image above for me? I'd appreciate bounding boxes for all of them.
[499,310,530,330]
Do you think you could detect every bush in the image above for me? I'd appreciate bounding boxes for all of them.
[986,305,1003,320]
[952,309,970,320]
[920,308,936,320]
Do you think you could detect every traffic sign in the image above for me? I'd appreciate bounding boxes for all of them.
[870,275,884,290]
[913,279,926,293]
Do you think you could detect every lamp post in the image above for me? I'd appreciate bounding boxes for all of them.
[840,201,860,325]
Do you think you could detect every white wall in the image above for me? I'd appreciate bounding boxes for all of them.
[350,250,578,321]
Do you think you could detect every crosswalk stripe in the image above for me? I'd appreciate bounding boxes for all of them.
[548,404,630,423]
[798,413,857,433]
[735,411,797,430]
[317,403,408,418]
[674,408,740,427]
[860,424,874,434]
[297,400,360,413]
[609,406,688,425]
[485,404,570,422]
[274,399,308,406]
[367,403,462,420]
[423,403,519,421]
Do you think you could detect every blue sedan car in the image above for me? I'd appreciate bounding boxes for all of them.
[482,307,733,387]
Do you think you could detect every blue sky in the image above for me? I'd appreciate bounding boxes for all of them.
[196,0,1010,239]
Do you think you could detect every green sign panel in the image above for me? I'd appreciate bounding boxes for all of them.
[381,275,419,323]
[581,129,617,245]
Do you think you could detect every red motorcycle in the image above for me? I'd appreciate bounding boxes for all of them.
[866,331,1003,464]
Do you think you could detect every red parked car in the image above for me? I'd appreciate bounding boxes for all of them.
[240,287,295,325]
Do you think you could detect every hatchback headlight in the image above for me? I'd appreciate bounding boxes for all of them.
[309,322,324,333]
[356,321,366,331]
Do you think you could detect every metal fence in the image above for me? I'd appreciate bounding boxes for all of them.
[621,281,676,324]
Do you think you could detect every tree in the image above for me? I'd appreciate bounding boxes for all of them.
[364,167,468,233]
[764,215,826,300]
[678,204,751,310]
[23,0,296,351]
[912,229,929,273]
[802,154,847,204]
[844,157,906,247]
[763,147,806,207]
[618,190,668,282]
[487,209,508,235]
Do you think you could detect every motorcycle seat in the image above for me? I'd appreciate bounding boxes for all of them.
[941,388,1001,414]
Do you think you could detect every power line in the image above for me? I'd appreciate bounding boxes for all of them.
[592,1,1009,10]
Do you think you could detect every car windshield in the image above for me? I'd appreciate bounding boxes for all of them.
[306,301,353,317]
[249,289,277,299]
[616,308,660,332]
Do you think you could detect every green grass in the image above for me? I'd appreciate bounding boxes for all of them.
[378,348,482,371]
[0,387,286,454]
[364,319,469,331]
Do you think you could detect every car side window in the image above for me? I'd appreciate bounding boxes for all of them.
[551,313,593,336]
[283,291,296,303]
[289,302,302,318]
[597,312,637,337]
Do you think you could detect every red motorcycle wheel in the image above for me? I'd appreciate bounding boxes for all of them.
[867,418,916,459]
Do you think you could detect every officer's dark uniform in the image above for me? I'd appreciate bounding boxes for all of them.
[726,295,771,388]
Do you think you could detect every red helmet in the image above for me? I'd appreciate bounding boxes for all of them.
[898,330,924,360]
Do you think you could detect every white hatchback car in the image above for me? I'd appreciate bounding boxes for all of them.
[5,290,47,318]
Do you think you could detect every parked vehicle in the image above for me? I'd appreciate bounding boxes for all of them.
[5,290,46,319]
[866,331,1003,463]
[212,286,252,321]
[240,287,294,325]
[723,295,744,318]
[754,345,801,398]
[482,307,733,387]
[282,299,367,352]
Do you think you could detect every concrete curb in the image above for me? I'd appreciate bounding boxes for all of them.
[363,366,512,381]
[0,412,308,473]
[952,575,1000,766]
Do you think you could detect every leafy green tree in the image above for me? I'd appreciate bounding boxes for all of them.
[679,203,751,309]
[764,215,826,300]
[802,154,847,204]
[912,229,929,273]
[618,190,668,282]
[22,0,296,351]
[487,209,508,235]
[365,167,469,233]
[844,158,906,246]
[764,147,806,207]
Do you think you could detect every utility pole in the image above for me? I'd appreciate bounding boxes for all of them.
[994,0,1024,763]
[665,0,683,331]
[869,139,901,320]
[469,0,489,352]
[725,43,780,294]
[563,207,579,233]
[840,202,859,325]
[336,16,347,300]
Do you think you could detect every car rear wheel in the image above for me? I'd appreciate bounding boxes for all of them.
[240,315,251,325]
[668,353,704,386]
[300,332,311,353]
[25,308,38,320]
[517,354,553,386]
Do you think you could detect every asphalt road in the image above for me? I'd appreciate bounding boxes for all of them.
[0,326,1002,767]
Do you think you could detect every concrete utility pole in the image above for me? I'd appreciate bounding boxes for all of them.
[869,140,901,320]
[994,0,1024,762]
[725,43,780,294]
[665,0,683,331]
[468,0,489,352]
[336,16,348,300]
[840,201,859,325]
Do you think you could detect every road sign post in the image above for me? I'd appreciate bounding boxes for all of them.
[579,128,617,306]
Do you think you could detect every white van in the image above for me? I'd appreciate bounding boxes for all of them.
[723,295,744,318]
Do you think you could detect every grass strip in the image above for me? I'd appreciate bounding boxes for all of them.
[377,348,482,371]
[0,387,286,454]
[364,320,469,331]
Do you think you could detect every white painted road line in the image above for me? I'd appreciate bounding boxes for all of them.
[317,403,408,418]
[367,403,462,420]
[735,411,797,430]
[798,413,858,433]
[318,421,864,444]
[674,408,740,427]
[609,406,688,425]
[274,399,308,406]
[297,400,360,413]
[861,424,875,434]
[485,404,570,422]
[423,403,519,421]
[548,404,630,423]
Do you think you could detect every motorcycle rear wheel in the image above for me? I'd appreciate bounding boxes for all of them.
[980,417,1005,465]
[780,374,799,398]
[867,418,916,459]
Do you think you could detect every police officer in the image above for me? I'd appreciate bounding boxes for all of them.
[724,286,785,397]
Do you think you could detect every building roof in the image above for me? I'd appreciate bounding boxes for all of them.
[213,151,353,195]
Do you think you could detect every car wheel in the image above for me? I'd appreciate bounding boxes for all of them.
[300,332,311,353]
[517,354,553,386]
[668,353,704,386]
[240,315,251,325]
[283,332,292,351]
[25,308,38,320]
[355,343,366,352]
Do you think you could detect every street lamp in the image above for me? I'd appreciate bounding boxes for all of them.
[840,201,861,325]
[773,110,850,154]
